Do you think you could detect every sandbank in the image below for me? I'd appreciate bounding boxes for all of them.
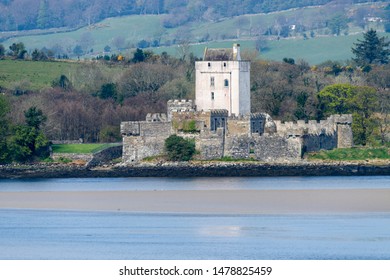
[1,189,390,214]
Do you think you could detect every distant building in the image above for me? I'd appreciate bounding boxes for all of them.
[121,44,353,163]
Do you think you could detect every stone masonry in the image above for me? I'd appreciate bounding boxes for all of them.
[121,99,353,163]
[121,44,353,163]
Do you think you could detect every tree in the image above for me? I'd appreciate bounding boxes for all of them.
[317,84,355,117]
[327,14,348,36]
[132,48,145,63]
[0,44,5,58]
[350,86,379,146]
[73,45,84,56]
[0,95,10,163]
[165,135,195,161]
[98,83,118,101]
[24,106,47,130]
[318,84,379,145]
[52,75,72,91]
[37,0,48,29]
[352,29,390,67]
[9,42,27,59]
[6,106,50,162]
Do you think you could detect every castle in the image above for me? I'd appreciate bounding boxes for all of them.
[121,44,353,163]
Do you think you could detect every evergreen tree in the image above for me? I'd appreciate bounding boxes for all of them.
[24,107,47,130]
[352,29,390,67]
[37,0,49,29]
[0,44,5,58]
[0,95,10,163]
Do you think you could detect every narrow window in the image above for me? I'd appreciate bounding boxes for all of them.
[224,79,229,87]
[211,92,215,100]
[223,62,227,67]
[249,142,255,154]
[210,77,215,87]
[208,62,211,67]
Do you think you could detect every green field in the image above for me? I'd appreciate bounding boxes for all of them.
[308,148,390,161]
[0,59,123,91]
[0,59,80,90]
[52,143,121,154]
[153,33,371,65]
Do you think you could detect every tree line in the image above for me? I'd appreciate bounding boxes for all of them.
[0,29,389,163]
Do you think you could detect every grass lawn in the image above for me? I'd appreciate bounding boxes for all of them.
[308,147,390,161]
[52,143,121,154]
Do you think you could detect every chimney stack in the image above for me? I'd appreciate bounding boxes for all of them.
[233,44,241,61]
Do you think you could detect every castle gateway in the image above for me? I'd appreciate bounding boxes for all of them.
[121,45,353,163]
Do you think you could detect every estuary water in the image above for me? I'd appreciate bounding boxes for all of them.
[0,176,390,260]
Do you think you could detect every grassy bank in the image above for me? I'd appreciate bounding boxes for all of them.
[0,59,123,91]
[52,143,120,154]
[308,147,390,161]
[0,59,79,91]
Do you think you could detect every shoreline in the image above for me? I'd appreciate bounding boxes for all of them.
[1,161,390,179]
[1,189,390,214]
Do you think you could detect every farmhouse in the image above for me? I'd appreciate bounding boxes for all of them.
[121,44,353,163]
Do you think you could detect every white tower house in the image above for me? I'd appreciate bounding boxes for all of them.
[195,44,251,116]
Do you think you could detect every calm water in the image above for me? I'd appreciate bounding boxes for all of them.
[0,177,390,260]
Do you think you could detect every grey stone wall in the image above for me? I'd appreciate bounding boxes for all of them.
[122,121,172,163]
[303,133,337,153]
[87,145,123,167]
[337,124,353,148]
[197,130,225,160]
[224,135,250,159]
[254,136,302,162]
[223,134,302,161]
[121,111,353,163]
[52,153,93,163]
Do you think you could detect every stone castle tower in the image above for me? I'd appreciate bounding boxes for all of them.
[195,44,251,116]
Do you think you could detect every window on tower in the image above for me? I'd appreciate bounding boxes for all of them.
[211,92,215,100]
[210,77,215,87]
[224,79,229,87]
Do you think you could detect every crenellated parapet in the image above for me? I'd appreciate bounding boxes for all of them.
[146,113,168,122]
[274,115,347,137]
[167,99,196,120]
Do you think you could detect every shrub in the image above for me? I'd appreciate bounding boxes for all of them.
[164,135,195,161]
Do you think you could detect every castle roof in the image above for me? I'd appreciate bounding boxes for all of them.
[204,48,234,61]
[203,44,241,61]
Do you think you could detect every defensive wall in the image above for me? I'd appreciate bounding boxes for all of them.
[121,100,353,163]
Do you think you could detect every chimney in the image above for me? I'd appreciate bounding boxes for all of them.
[233,44,241,61]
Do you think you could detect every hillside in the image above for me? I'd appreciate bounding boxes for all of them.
[2,2,388,64]
[1,0,373,32]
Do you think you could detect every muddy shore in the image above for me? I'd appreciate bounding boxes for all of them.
[1,161,390,179]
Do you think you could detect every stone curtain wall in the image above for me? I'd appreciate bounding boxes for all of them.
[224,134,302,162]
[303,134,337,153]
[122,122,171,163]
[121,112,352,163]
[197,129,225,160]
